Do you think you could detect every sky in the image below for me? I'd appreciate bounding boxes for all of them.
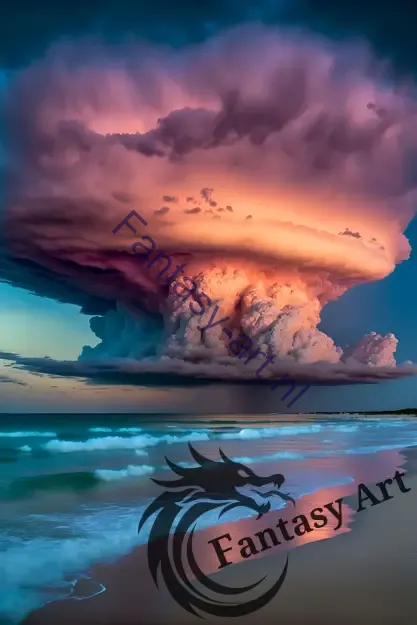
[2,0,417,413]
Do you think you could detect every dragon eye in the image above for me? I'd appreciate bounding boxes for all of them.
[238,469,251,478]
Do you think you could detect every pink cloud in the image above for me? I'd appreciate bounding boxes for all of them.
[2,25,417,383]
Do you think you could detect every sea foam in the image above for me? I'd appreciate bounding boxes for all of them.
[95,465,155,481]
[43,430,210,453]
[0,431,56,438]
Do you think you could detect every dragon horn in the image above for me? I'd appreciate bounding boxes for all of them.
[188,442,211,466]
[219,447,234,464]
[165,456,187,476]
[151,477,184,488]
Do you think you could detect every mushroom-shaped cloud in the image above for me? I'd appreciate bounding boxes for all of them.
[1,25,417,385]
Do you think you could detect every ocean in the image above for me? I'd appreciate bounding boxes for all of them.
[1,412,416,625]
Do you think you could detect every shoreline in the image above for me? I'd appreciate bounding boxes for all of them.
[21,445,417,625]
[2,410,417,418]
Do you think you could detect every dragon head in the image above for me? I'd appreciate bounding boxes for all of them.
[150,443,294,518]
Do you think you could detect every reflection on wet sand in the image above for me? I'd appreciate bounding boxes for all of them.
[155,446,406,607]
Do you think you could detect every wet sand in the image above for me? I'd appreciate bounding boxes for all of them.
[23,447,417,625]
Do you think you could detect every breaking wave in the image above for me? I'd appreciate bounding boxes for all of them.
[2,464,156,500]
[94,465,155,481]
[2,471,102,499]
[42,431,210,453]
[0,431,56,438]
[38,420,412,455]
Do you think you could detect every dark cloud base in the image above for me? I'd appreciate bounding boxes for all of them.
[0,245,115,315]
[1,351,415,390]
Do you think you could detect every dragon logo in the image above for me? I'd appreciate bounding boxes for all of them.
[138,443,296,618]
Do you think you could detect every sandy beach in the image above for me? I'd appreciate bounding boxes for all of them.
[22,445,417,625]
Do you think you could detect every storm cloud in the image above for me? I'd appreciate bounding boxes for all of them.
[2,24,417,385]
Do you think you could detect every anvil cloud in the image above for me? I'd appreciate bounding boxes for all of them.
[2,25,417,386]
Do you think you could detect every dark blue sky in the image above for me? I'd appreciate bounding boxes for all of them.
[2,0,417,73]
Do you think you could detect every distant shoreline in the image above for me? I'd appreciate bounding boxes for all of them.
[0,409,416,417]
